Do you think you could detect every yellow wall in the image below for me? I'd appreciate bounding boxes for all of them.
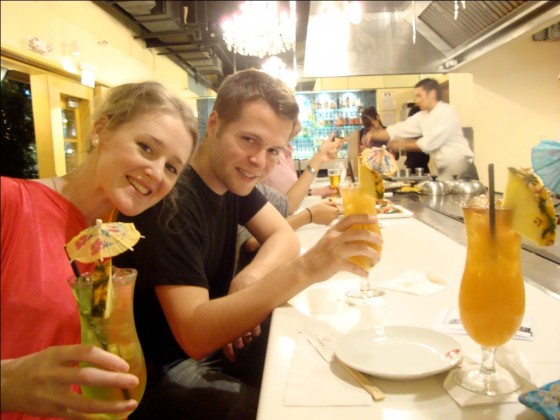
[459,34,560,191]
[0,0,207,104]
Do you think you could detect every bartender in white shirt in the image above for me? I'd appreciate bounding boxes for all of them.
[368,78,478,181]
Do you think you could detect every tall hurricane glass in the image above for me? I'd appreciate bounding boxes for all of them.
[68,267,147,418]
[339,182,384,305]
[456,203,525,395]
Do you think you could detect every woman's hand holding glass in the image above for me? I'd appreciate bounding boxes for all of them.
[1,344,139,418]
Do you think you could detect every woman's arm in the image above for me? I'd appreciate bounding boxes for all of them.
[285,133,342,214]
[241,203,340,253]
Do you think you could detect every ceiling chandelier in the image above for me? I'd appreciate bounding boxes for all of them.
[261,56,297,89]
[222,1,296,58]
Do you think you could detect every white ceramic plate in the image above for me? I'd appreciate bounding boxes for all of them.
[377,204,413,219]
[335,326,462,380]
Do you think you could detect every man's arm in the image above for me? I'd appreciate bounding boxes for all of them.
[366,128,391,142]
[235,202,300,289]
[387,138,423,154]
[156,213,381,360]
[154,201,299,362]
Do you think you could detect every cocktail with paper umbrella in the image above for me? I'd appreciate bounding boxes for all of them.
[66,219,143,264]
[66,219,142,317]
[532,140,560,195]
[338,147,396,305]
[361,146,399,177]
[65,219,146,417]
[359,146,399,199]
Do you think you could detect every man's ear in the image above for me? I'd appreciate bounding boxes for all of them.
[429,89,438,102]
[206,111,220,136]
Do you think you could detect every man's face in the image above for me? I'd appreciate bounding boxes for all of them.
[204,100,294,196]
[415,87,436,111]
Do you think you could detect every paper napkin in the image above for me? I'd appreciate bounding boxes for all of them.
[284,332,374,406]
[377,270,448,296]
[433,307,533,341]
[301,322,339,362]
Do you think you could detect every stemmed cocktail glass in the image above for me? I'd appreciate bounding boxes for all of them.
[455,198,525,395]
[65,220,146,417]
[339,182,384,305]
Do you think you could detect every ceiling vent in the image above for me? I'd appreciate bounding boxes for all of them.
[533,21,560,41]
[114,1,185,33]
[419,1,527,50]
[191,56,223,75]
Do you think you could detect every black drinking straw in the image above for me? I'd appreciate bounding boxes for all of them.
[488,164,496,238]
[64,247,82,278]
[348,159,356,182]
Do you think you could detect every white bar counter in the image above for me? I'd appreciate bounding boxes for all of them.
[257,213,560,419]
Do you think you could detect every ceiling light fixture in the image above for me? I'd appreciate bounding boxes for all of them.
[222,1,296,58]
[454,0,466,20]
[261,56,297,89]
[346,1,362,25]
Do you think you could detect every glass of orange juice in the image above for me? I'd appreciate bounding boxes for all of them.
[456,199,525,395]
[339,182,384,305]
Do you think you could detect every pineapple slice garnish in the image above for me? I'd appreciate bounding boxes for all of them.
[502,167,557,246]
[90,259,114,319]
[359,156,384,199]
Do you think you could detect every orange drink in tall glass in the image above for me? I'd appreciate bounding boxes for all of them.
[339,182,384,302]
[456,203,525,395]
[459,207,525,347]
[340,185,382,268]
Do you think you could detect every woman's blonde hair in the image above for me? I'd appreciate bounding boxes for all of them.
[91,81,198,148]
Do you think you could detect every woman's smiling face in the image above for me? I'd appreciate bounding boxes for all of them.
[96,110,194,216]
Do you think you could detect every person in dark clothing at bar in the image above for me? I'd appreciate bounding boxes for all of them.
[401,105,430,174]
[116,69,381,420]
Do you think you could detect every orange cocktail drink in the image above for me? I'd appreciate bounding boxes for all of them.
[339,183,382,270]
[459,206,525,348]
